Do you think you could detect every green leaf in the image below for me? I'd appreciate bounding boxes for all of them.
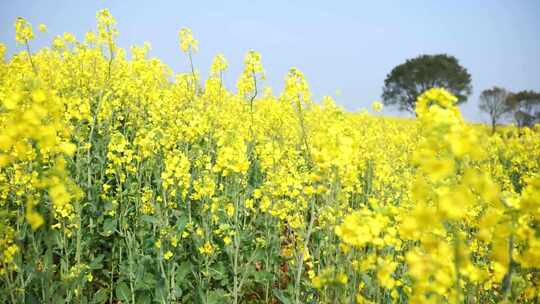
[175,261,192,283]
[102,218,116,236]
[115,282,130,302]
[24,293,40,304]
[154,284,168,302]
[172,287,183,299]
[253,270,273,283]
[136,291,152,304]
[52,292,65,304]
[91,289,109,304]
[272,289,292,304]
[207,289,227,304]
[210,262,227,282]
[89,254,104,270]
[175,214,189,232]
[135,271,157,290]
[252,248,266,260]
[141,215,158,224]
[80,295,89,304]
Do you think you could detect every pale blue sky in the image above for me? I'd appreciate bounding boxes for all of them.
[1,1,539,121]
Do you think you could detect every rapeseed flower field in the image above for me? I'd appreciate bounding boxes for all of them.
[0,10,539,304]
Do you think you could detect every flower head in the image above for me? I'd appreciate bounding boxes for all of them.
[179,27,198,53]
[15,17,34,43]
[372,101,383,112]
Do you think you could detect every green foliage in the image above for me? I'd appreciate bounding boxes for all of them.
[506,90,540,127]
[382,54,472,112]
[478,86,512,133]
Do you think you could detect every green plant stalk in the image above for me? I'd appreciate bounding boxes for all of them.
[501,215,516,301]
[232,189,241,304]
[4,270,16,304]
[453,228,461,304]
[109,243,116,303]
[294,199,316,304]
[24,39,37,74]
[188,50,198,97]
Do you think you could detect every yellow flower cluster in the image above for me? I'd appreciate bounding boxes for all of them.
[312,267,348,289]
[333,88,540,303]
[0,227,18,275]
[178,27,198,53]
[1,10,538,303]
[161,151,191,199]
[210,53,228,77]
[371,101,383,112]
[96,9,118,45]
[237,50,264,98]
[14,17,34,44]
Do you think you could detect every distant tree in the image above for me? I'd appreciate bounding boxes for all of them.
[478,87,512,133]
[506,90,540,128]
[382,54,472,113]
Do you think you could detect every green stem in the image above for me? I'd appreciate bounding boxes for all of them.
[453,228,461,304]
[24,40,37,74]
[294,200,316,304]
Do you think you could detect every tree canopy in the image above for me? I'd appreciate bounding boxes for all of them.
[478,87,511,133]
[506,90,540,128]
[382,54,472,113]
